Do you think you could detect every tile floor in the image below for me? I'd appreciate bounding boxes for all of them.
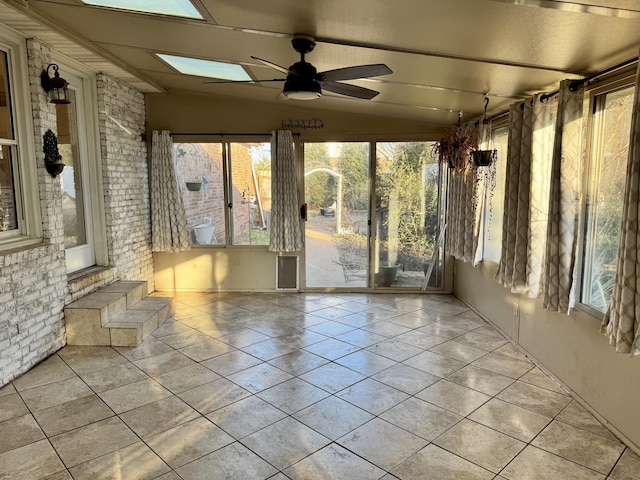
[1,292,639,479]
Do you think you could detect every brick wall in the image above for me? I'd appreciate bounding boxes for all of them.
[0,39,67,385]
[97,73,153,288]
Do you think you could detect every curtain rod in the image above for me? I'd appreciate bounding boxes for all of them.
[141,131,301,141]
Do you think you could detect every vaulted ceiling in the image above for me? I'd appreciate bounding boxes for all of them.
[2,0,640,125]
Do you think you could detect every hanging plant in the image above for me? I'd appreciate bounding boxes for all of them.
[432,123,477,171]
[472,149,496,167]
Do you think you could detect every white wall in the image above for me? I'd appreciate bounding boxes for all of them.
[455,259,640,452]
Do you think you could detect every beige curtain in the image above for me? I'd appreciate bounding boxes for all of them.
[445,164,478,263]
[601,60,640,356]
[542,81,585,313]
[150,130,191,252]
[269,130,304,252]
[496,96,556,294]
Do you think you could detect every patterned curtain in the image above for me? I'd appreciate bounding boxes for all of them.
[601,60,640,356]
[496,96,556,295]
[445,165,478,264]
[542,81,585,313]
[150,130,191,252]
[269,130,304,252]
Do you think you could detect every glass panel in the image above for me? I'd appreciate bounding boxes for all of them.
[156,54,251,81]
[57,91,88,248]
[174,143,227,245]
[582,86,634,312]
[483,125,509,262]
[304,142,370,288]
[229,142,271,245]
[375,142,442,288]
[0,50,13,140]
[81,0,203,19]
[0,144,17,231]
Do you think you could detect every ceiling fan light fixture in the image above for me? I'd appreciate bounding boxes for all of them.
[283,76,322,100]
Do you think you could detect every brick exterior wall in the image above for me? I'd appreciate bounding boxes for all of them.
[97,73,153,288]
[0,38,154,386]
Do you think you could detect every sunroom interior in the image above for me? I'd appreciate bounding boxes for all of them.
[1,0,640,478]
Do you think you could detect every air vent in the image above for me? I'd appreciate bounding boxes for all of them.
[276,255,298,290]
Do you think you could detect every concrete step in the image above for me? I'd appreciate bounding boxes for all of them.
[65,281,174,346]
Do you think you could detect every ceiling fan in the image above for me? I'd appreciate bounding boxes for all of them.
[206,35,393,100]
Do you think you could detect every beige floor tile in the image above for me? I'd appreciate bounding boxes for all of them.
[114,337,174,361]
[227,362,294,393]
[151,319,194,337]
[178,377,251,414]
[455,330,509,351]
[0,439,66,480]
[336,328,388,348]
[308,320,357,337]
[0,392,29,422]
[19,376,93,412]
[434,419,525,473]
[497,381,572,417]
[337,378,409,415]
[133,350,196,376]
[49,416,138,467]
[362,320,412,338]
[299,362,367,393]
[335,350,397,376]
[302,337,361,360]
[62,348,127,376]
[284,444,386,480]
[146,416,234,468]
[556,400,619,442]
[79,362,148,393]
[430,340,489,363]
[418,322,471,339]
[492,343,531,361]
[416,379,490,416]
[0,414,45,454]
[293,396,375,440]
[68,441,170,480]
[532,420,624,474]
[217,328,270,348]
[472,352,533,379]
[501,446,605,480]
[380,397,462,441]
[446,364,515,396]
[98,377,172,414]
[243,417,330,470]
[176,442,277,480]
[200,350,262,376]
[119,395,200,439]
[519,367,568,394]
[366,338,425,362]
[267,350,329,375]
[42,470,73,479]
[206,395,287,439]
[154,472,181,480]
[12,355,76,392]
[151,363,220,393]
[33,394,114,437]
[178,338,234,362]
[403,350,466,377]
[391,444,494,480]
[256,377,330,414]
[372,363,440,394]
[241,338,301,361]
[469,397,551,442]
[338,418,428,471]
[0,383,16,396]
[394,330,449,349]
[610,448,640,480]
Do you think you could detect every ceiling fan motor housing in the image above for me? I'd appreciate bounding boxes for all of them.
[284,61,322,99]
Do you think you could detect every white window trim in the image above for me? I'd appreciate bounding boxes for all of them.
[0,27,41,249]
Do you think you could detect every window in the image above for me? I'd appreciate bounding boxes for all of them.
[581,86,634,312]
[174,140,271,246]
[482,125,509,263]
[0,33,38,246]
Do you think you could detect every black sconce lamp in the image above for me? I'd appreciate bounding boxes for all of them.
[40,64,70,105]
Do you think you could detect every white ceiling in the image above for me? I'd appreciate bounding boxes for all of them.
[2,0,640,125]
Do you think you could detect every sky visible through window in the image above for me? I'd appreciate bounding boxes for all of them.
[157,54,251,81]
[81,0,203,19]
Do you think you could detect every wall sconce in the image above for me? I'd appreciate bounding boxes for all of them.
[40,64,70,105]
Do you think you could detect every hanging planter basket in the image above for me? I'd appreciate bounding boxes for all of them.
[185,182,202,191]
[472,149,496,167]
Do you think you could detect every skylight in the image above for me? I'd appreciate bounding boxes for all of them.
[157,54,252,82]
[81,0,203,19]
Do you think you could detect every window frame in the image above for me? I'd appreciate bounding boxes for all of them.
[0,29,41,249]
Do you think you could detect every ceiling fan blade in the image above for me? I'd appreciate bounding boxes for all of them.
[319,64,392,82]
[250,56,294,75]
[320,81,380,100]
[203,78,285,84]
